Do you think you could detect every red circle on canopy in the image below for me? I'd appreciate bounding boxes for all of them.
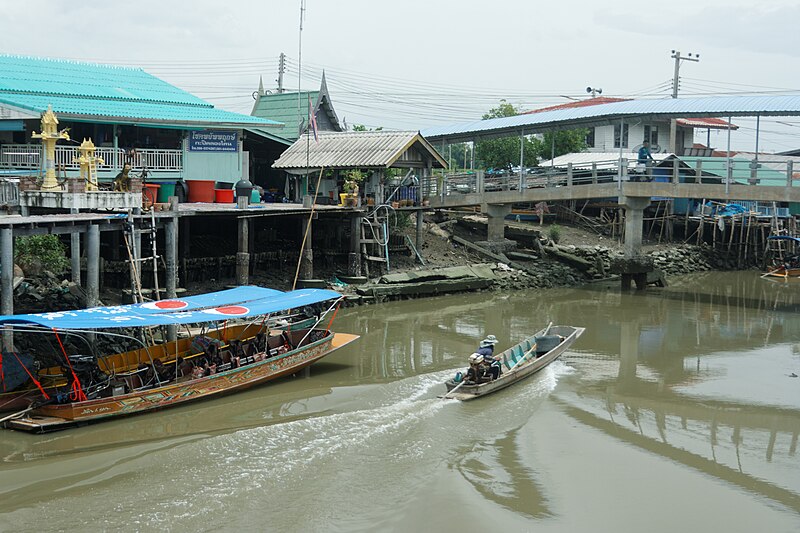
[211,305,249,316]
[154,300,188,310]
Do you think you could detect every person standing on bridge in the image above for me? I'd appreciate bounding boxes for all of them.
[636,140,655,181]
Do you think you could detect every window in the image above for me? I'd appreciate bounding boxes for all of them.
[614,124,629,148]
[585,128,595,148]
[644,125,659,146]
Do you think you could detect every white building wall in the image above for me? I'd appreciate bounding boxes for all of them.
[587,120,692,154]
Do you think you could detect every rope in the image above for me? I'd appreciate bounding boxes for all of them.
[11,352,50,400]
[52,328,87,402]
[325,302,340,334]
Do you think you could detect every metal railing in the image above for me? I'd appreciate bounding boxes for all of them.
[428,157,799,199]
[0,144,183,172]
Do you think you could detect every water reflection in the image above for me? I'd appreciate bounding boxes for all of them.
[555,272,800,514]
[453,428,551,519]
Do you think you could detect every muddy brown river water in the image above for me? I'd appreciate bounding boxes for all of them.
[1,271,799,532]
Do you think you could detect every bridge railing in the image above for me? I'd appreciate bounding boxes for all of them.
[428,156,798,200]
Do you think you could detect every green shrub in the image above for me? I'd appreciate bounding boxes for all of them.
[15,235,69,275]
[548,224,562,244]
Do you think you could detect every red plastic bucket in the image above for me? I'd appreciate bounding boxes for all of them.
[214,188,235,203]
[187,179,216,203]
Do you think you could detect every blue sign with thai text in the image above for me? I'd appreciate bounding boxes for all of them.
[188,130,238,152]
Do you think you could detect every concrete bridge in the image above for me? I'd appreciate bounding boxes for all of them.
[426,160,800,251]
[422,160,800,287]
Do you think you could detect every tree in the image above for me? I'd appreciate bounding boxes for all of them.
[474,100,538,169]
[352,124,383,132]
[469,100,589,169]
[14,235,69,275]
[532,129,588,162]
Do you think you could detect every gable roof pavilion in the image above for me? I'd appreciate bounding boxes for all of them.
[250,72,342,143]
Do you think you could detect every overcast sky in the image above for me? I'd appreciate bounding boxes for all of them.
[2,0,800,152]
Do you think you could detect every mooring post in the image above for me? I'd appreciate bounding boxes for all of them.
[165,201,178,341]
[348,214,362,277]
[299,216,313,280]
[1,227,14,351]
[86,223,100,308]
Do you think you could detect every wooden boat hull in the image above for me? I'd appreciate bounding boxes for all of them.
[442,325,584,401]
[8,331,359,433]
[763,267,800,279]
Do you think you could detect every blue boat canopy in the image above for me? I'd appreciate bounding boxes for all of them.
[0,286,342,330]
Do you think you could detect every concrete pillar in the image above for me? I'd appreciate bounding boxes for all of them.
[236,215,249,286]
[70,208,81,285]
[486,204,511,242]
[86,224,100,308]
[70,232,81,285]
[348,214,362,276]
[299,217,313,280]
[165,213,178,341]
[620,196,650,259]
[1,227,14,352]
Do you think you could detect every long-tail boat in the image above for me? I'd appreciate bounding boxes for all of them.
[441,324,584,401]
[0,286,358,433]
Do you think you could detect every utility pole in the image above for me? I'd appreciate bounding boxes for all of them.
[669,50,700,153]
[277,52,286,93]
[671,50,700,98]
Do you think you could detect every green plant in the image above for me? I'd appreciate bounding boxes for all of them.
[15,235,69,275]
[548,224,562,244]
[344,169,366,194]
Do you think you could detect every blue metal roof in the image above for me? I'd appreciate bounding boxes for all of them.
[421,95,800,142]
[0,55,281,128]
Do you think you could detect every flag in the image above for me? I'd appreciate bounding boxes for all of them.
[309,96,319,142]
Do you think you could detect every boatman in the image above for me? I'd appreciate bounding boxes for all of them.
[477,335,502,380]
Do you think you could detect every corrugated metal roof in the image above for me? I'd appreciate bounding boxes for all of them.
[273,131,447,171]
[251,91,319,141]
[422,95,800,142]
[675,117,738,129]
[538,152,675,170]
[523,97,630,114]
[0,55,280,128]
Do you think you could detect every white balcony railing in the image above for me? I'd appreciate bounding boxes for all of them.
[0,144,183,172]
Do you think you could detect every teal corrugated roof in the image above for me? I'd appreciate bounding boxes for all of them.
[252,91,319,141]
[0,55,281,128]
[683,156,788,186]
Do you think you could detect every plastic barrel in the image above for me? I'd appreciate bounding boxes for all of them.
[156,182,176,203]
[187,179,216,203]
[250,189,261,203]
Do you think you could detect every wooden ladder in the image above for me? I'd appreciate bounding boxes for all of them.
[360,208,390,277]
